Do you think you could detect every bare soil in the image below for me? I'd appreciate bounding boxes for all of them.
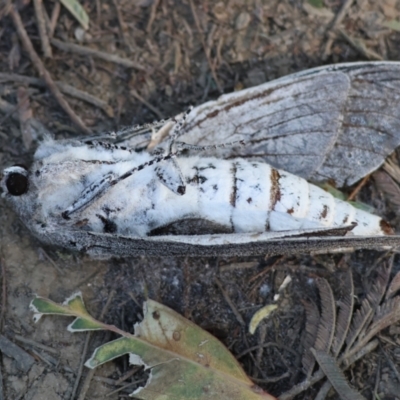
[1,1,400,399]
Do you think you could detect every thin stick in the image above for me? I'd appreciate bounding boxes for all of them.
[33,0,52,57]
[188,0,222,93]
[130,89,165,119]
[38,248,65,276]
[0,73,113,116]
[0,259,6,333]
[76,289,116,400]
[51,38,147,71]
[111,0,134,51]
[347,174,371,201]
[146,0,161,32]
[338,29,383,61]
[14,334,60,355]
[49,1,61,38]
[215,277,245,326]
[322,0,353,60]
[70,331,91,400]
[10,6,90,133]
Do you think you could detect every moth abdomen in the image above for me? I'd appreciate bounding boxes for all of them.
[177,158,390,237]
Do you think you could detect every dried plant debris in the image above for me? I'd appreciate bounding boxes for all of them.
[310,349,366,400]
[373,170,400,210]
[59,0,89,30]
[331,270,353,357]
[30,294,275,400]
[300,298,320,376]
[249,304,278,335]
[313,278,336,354]
[280,256,400,399]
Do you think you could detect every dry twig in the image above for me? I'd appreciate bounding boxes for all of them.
[338,29,383,61]
[347,174,371,201]
[215,277,245,326]
[48,1,61,38]
[130,89,164,119]
[9,6,90,133]
[51,38,146,71]
[146,0,161,33]
[322,0,354,60]
[33,0,52,57]
[111,0,135,52]
[0,72,113,117]
[0,259,6,333]
[188,0,222,93]
[74,289,117,400]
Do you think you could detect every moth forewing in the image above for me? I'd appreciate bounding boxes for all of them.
[142,61,400,188]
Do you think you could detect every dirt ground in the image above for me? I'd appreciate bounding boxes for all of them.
[1,0,400,399]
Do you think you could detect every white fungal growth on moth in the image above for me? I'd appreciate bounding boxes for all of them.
[4,61,400,257]
[0,136,391,245]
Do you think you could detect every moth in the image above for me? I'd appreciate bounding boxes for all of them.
[2,61,400,258]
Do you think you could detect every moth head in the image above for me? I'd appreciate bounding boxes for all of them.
[1,165,29,196]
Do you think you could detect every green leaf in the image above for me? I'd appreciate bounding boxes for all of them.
[319,183,346,200]
[59,0,89,30]
[319,183,375,212]
[31,295,275,399]
[31,297,75,316]
[383,20,400,32]
[68,317,104,332]
[30,292,94,324]
[64,292,89,314]
[348,201,375,213]
[115,299,275,399]
[85,337,143,367]
[307,0,324,8]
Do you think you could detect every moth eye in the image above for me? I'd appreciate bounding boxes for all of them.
[6,172,29,196]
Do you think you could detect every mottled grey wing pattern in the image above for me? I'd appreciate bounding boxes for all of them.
[175,62,400,187]
[310,63,400,185]
[178,70,349,181]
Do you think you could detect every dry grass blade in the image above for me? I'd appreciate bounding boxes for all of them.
[383,159,400,184]
[346,297,400,361]
[385,271,400,300]
[314,278,336,353]
[345,299,372,350]
[332,269,354,357]
[366,257,393,308]
[373,171,400,209]
[311,349,366,400]
[300,299,320,375]
[370,297,400,336]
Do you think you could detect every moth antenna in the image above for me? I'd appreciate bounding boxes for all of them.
[62,150,183,218]
[114,120,167,141]
[86,140,135,153]
[169,106,193,141]
[112,151,179,184]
